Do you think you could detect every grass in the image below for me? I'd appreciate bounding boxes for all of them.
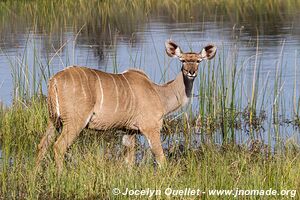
[1,0,300,199]
[1,34,300,199]
[0,99,299,199]
[1,42,300,198]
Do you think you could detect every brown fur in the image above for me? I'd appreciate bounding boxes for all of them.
[36,40,216,172]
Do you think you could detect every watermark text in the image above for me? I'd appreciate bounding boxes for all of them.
[112,187,297,198]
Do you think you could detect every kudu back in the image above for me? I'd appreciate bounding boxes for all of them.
[36,40,216,172]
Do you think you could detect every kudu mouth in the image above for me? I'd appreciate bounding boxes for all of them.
[182,67,198,80]
[186,72,197,79]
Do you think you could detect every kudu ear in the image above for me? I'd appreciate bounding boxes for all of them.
[200,44,217,60]
[165,40,182,58]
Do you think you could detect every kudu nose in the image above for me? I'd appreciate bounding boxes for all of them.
[189,70,195,75]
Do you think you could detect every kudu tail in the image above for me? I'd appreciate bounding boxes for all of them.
[47,78,62,130]
[36,79,62,168]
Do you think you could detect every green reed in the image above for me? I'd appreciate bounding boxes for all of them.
[0,1,300,199]
[0,100,299,199]
[0,0,300,43]
[0,34,299,200]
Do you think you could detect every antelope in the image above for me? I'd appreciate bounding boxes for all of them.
[36,40,216,172]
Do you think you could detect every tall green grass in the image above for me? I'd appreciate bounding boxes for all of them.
[195,41,267,144]
[0,98,299,199]
[2,28,298,199]
[0,0,300,199]
[0,0,300,42]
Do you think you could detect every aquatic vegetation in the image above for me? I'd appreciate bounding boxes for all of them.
[0,0,300,41]
[0,0,300,199]
[0,99,299,199]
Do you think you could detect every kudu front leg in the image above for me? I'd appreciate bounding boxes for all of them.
[142,127,166,166]
[122,134,136,165]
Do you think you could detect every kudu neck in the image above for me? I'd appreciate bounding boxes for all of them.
[155,70,195,115]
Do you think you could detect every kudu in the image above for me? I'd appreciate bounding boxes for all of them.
[36,40,216,172]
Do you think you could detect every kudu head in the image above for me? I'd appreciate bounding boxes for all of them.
[165,40,217,96]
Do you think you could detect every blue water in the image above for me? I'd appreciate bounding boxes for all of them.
[0,17,300,146]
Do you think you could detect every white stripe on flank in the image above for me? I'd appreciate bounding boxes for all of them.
[116,75,127,111]
[122,74,135,111]
[116,75,126,95]
[54,79,60,116]
[109,74,119,113]
[93,72,104,111]
[78,67,92,98]
[69,70,76,93]
[74,67,87,98]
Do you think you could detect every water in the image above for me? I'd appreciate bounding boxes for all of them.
[1,21,300,105]
[0,2,300,146]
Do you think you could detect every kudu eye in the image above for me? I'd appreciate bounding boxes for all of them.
[196,60,200,63]
[181,59,186,63]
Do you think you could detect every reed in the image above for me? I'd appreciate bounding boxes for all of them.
[0,0,300,42]
[1,0,300,199]
[0,100,299,199]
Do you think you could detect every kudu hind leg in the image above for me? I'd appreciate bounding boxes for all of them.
[36,122,56,167]
[53,123,84,173]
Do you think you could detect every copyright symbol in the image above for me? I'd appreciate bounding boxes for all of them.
[112,188,121,195]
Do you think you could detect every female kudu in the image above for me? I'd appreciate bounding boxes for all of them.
[36,40,216,172]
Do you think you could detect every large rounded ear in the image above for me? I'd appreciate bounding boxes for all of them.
[165,40,182,58]
[200,44,217,60]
